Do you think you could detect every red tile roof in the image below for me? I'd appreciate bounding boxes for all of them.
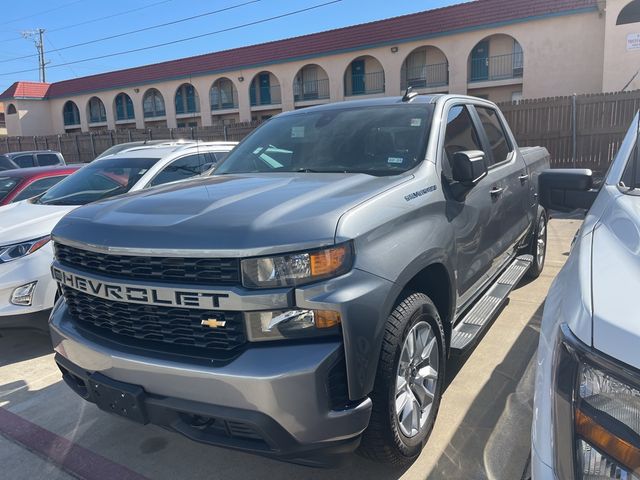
[0,0,597,100]
[1,81,51,100]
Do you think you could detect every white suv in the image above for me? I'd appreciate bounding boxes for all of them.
[0,141,237,329]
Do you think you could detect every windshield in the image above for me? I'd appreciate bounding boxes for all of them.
[37,157,158,205]
[0,177,18,202]
[215,104,434,176]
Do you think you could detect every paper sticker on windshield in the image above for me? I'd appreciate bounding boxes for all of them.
[291,126,305,138]
[410,118,422,127]
[388,157,404,164]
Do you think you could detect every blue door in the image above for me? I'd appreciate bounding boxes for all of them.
[259,73,271,105]
[471,41,489,81]
[351,59,365,95]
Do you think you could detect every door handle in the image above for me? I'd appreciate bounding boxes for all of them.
[518,174,529,184]
[490,186,504,196]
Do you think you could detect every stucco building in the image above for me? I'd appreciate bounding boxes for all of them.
[1,0,638,137]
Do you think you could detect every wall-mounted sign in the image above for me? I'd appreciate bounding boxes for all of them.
[627,33,640,51]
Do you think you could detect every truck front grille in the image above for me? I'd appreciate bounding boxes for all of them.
[54,243,241,286]
[61,286,247,361]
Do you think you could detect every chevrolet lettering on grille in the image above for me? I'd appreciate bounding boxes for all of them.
[52,265,230,310]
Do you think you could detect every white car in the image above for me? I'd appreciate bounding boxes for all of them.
[0,141,237,329]
[532,115,640,479]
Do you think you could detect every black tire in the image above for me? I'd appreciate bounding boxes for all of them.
[359,292,446,466]
[525,208,548,279]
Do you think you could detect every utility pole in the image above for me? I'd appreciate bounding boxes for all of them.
[21,28,49,82]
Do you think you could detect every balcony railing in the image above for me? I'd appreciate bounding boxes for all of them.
[401,63,449,90]
[250,84,282,107]
[143,108,166,119]
[469,53,524,82]
[345,71,385,96]
[63,112,80,126]
[211,95,238,111]
[89,113,107,124]
[293,78,330,102]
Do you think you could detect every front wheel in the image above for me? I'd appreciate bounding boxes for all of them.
[359,292,446,465]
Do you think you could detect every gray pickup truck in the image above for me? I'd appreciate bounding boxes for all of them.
[49,94,549,466]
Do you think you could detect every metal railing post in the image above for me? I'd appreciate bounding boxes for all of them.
[89,132,96,158]
[57,135,61,152]
[74,135,80,163]
[224,125,228,141]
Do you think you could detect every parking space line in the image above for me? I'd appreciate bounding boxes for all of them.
[0,407,149,480]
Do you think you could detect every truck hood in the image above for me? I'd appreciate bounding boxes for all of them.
[591,192,640,370]
[0,200,78,244]
[53,173,410,255]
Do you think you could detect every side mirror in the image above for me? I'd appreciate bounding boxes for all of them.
[538,169,598,212]
[452,150,488,187]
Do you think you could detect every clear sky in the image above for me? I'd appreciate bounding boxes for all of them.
[0,0,459,91]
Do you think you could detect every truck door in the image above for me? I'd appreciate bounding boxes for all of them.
[471,105,531,275]
[441,104,505,308]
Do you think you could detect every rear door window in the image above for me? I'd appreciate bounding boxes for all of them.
[36,153,62,166]
[13,154,35,168]
[0,177,18,202]
[474,106,513,165]
[12,176,67,202]
[0,155,16,171]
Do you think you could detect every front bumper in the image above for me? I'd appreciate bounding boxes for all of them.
[0,244,57,322]
[50,302,373,465]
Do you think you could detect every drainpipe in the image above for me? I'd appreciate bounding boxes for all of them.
[572,93,577,168]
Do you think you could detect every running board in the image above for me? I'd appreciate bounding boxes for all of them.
[450,254,533,353]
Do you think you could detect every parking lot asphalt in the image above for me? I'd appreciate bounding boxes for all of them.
[0,218,580,480]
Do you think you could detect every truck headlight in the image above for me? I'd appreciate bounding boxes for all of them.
[554,324,640,479]
[245,309,341,342]
[241,243,353,288]
[0,236,50,264]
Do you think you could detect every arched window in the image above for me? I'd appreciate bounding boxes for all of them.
[114,93,134,121]
[618,0,640,25]
[249,72,281,106]
[210,78,238,110]
[63,101,80,126]
[468,35,523,82]
[143,89,166,118]
[175,83,199,114]
[293,65,330,102]
[401,46,449,90]
[344,56,385,96]
[6,104,17,114]
[87,97,106,123]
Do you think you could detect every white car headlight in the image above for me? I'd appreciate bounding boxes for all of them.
[554,324,640,479]
[0,236,51,263]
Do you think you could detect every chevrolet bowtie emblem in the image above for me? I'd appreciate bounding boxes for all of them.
[201,319,226,328]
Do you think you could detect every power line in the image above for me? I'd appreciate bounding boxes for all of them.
[1,0,84,27]
[0,0,263,64]
[0,0,174,43]
[0,0,343,77]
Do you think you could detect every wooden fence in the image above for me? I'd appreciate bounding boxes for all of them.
[1,90,640,171]
[0,121,262,164]
[498,90,640,174]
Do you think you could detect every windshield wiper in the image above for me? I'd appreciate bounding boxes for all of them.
[294,168,348,173]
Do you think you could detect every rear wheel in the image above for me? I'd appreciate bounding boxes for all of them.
[359,292,446,465]
[525,209,547,279]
